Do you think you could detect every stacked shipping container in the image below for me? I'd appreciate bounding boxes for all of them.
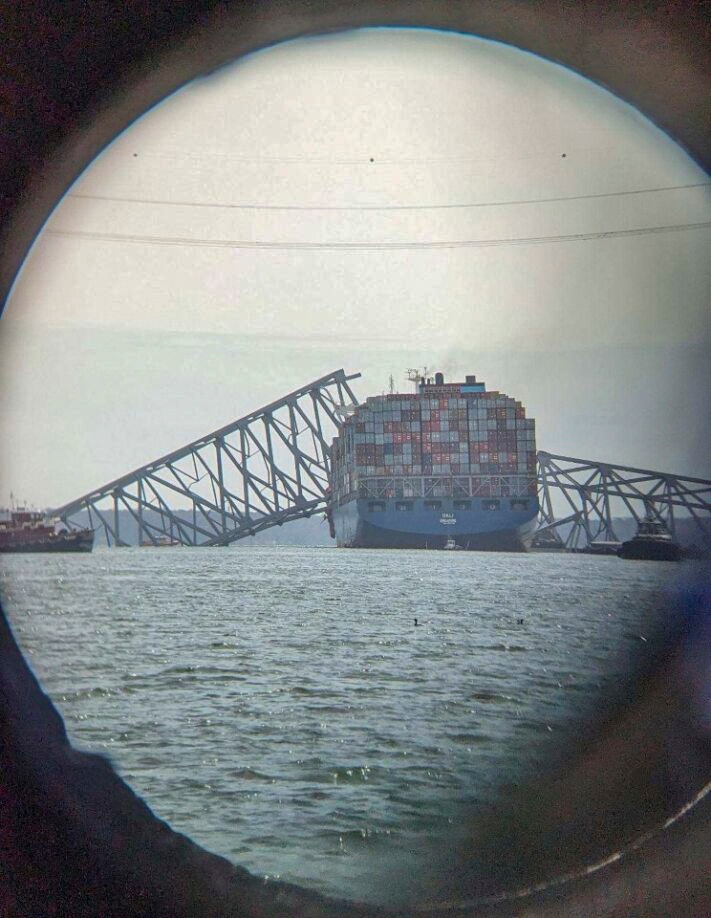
[330,375,537,503]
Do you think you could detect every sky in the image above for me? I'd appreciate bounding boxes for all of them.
[1,28,709,507]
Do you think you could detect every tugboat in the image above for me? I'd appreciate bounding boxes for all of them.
[617,505,680,562]
[0,507,94,553]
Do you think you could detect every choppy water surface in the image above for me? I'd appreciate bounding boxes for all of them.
[2,547,678,902]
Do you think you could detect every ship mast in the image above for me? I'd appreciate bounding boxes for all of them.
[406,367,428,393]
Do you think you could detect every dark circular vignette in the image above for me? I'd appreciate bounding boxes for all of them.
[1,2,710,915]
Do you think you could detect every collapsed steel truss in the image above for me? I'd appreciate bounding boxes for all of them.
[54,375,710,551]
[535,451,711,549]
[54,370,360,547]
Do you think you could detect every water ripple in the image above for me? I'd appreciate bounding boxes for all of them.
[1,546,675,903]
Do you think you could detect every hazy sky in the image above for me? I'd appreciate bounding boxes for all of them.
[1,28,709,507]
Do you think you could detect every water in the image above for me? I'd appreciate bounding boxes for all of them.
[1,547,677,903]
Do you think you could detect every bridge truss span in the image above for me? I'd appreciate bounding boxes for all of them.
[54,369,360,547]
[54,378,710,552]
[535,451,711,550]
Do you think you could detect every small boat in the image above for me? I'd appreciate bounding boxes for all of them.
[0,507,94,553]
[617,509,680,562]
[574,540,622,556]
[443,537,462,551]
[140,535,181,547]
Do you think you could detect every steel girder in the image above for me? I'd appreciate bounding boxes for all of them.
[534,451,711,549]
[53,370,360,547]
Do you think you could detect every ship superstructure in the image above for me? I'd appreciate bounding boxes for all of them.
[329,372,539,550]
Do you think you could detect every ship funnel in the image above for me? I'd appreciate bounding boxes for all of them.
[465,375,477,384]
[434,371,444,385]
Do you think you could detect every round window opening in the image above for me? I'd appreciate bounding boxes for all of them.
[1,26,709,911]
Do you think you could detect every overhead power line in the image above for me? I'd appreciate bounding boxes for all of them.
[47,221,711,251]
[66,181,711,213]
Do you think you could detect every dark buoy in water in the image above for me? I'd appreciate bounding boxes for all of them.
[414,617,419,627]
[517,618,524,625]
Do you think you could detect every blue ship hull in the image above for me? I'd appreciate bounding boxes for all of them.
[333,497,539,551]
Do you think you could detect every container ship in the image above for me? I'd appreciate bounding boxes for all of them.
[328,372,539,551]
[0,508,94,553]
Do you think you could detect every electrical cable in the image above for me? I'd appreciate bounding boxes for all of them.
[47,220,711,251]
[66,181,711,212]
